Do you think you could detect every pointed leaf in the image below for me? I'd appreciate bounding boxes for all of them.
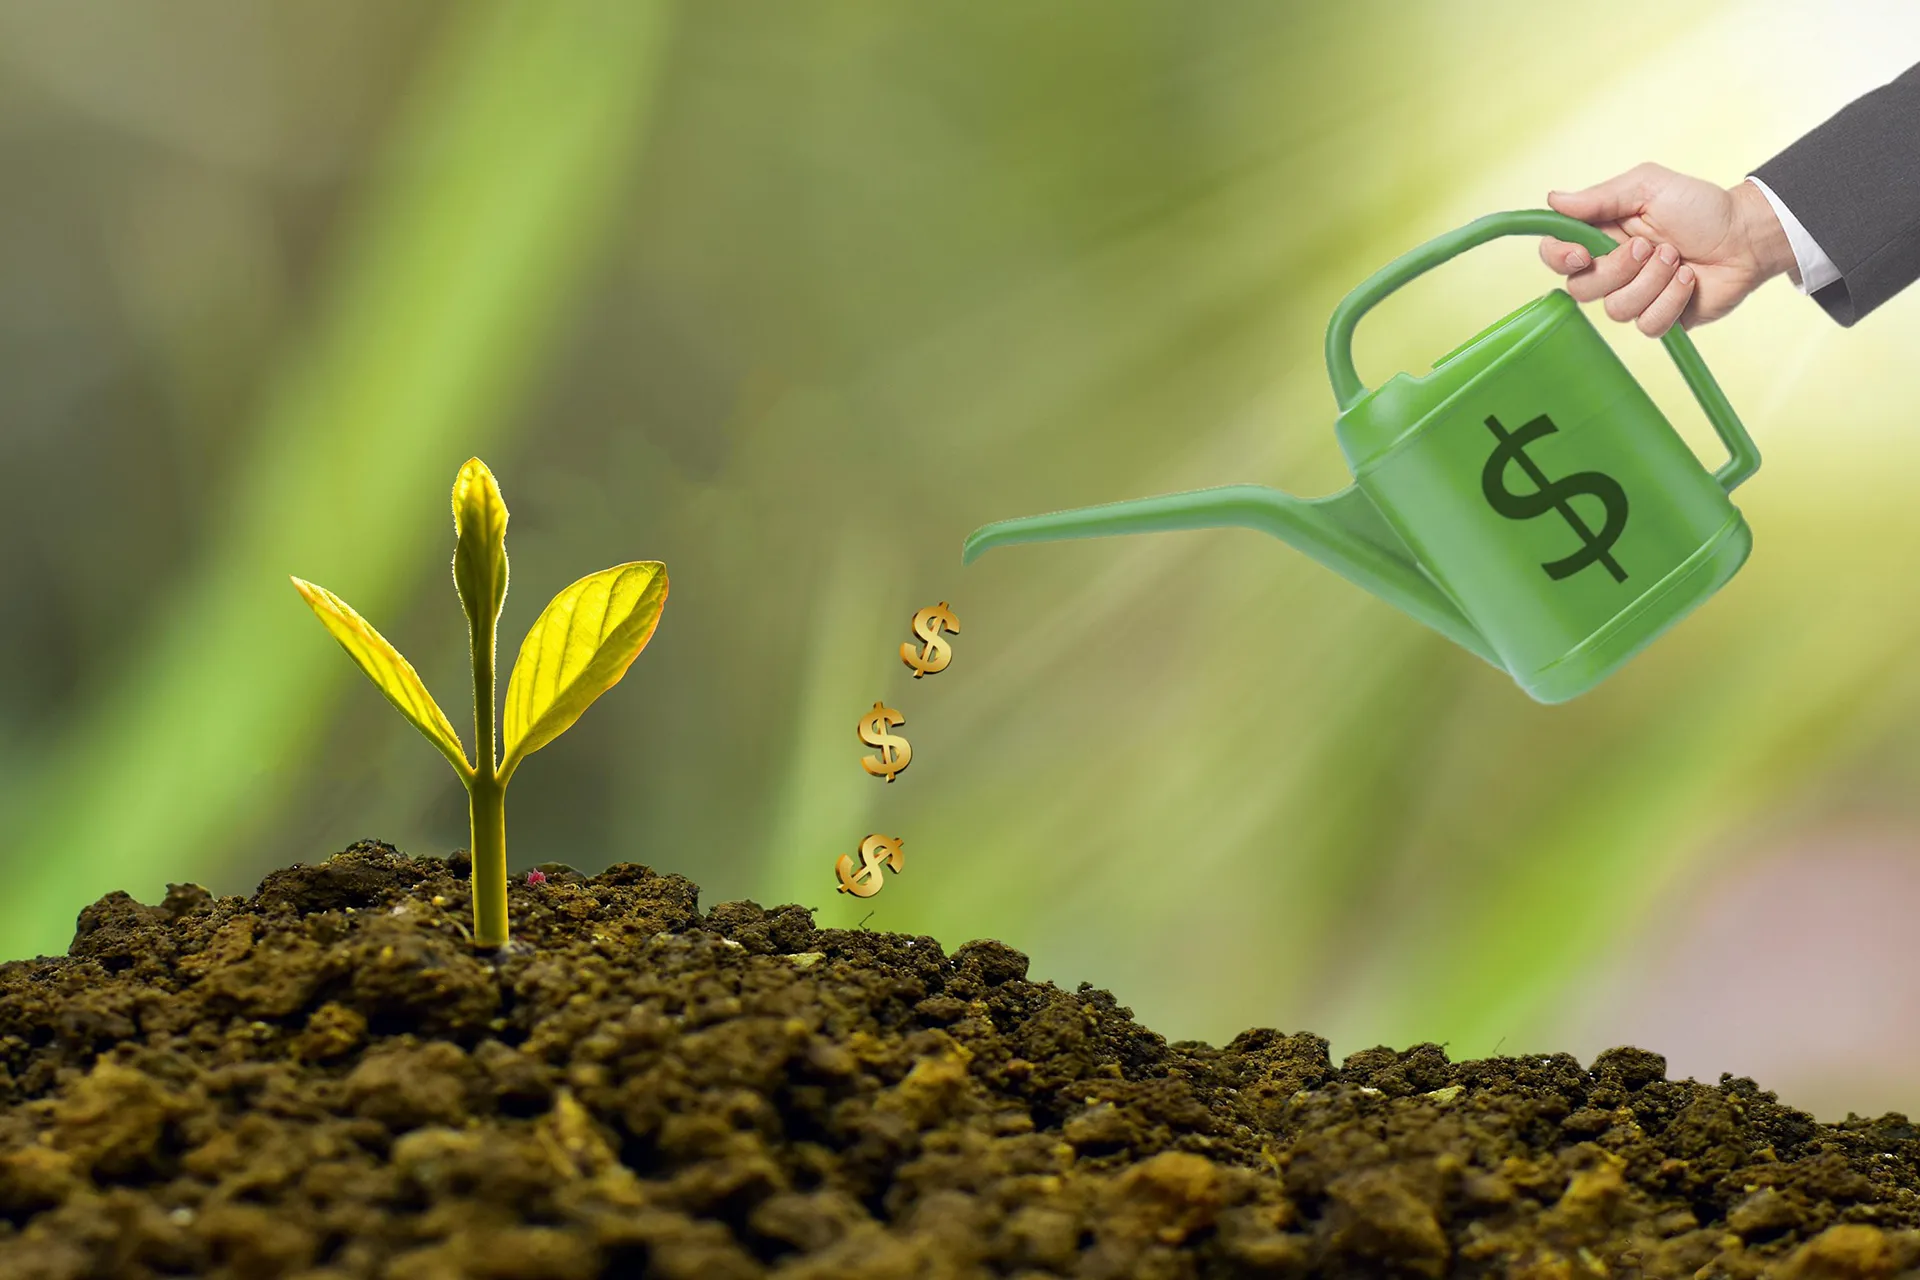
[451,457,510,640]
[291,576,473,779]
[500,561,667,778]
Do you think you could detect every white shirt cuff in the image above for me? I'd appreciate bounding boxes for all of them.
[1745,174,1842,295]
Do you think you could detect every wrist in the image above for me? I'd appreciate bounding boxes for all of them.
[1730,178,1799,285]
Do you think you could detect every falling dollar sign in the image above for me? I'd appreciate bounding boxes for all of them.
[835,833,906,897]
[1481,414,1630,582]
[858,701,912,782]
[901,601,960,678]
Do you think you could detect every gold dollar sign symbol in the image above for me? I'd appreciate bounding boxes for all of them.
[858,701,912,782]
[901,601,960,678]
[835,833,906,897]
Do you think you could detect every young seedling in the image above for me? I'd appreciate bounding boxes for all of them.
[291,458,667,947]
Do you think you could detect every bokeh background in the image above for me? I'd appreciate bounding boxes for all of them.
[2,0,1917,1122]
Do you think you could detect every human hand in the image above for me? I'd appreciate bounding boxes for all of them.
[1538,163,1797,336]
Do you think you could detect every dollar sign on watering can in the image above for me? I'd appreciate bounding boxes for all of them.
[960,210,1761,704]
[1480,414,1631,582]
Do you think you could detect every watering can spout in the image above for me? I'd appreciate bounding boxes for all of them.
[962,483,1500,666]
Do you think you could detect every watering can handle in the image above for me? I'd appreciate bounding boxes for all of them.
[1323,209,1761,493]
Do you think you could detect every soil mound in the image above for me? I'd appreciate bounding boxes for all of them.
[1,841,1916,1278]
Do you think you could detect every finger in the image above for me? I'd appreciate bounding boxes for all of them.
[1538,237,1593,274]
[1637,263,1696,336]
[1548,164,1663,225]
[1604,241,1681,324]
[1566,237,1653,303]
[1616,213,1661,243]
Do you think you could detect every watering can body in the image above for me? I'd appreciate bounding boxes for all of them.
[961,211,1761,704]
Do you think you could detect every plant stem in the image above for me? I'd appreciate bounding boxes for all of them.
[468,772,508,947]
[469,560,505,947]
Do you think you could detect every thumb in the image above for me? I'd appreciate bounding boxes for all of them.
[1548,170,1654,224]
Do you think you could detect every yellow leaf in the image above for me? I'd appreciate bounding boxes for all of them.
[291,577,473,779]
[450,458,509,646]
[500,561,666,779]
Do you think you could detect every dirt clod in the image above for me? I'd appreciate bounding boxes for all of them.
[1,840,1918,1277]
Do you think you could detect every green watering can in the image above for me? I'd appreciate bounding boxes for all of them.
[961,210,1761,704]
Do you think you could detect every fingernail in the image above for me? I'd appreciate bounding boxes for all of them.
[1657,243,1678,266]
[1566,250,1589,270]
[1677,265,1695,284]
[1631,238,1652,262]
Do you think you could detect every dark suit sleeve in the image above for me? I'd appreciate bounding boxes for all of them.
[1750,61,1920,327]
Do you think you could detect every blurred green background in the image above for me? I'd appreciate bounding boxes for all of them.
[3,0,1918,1121]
